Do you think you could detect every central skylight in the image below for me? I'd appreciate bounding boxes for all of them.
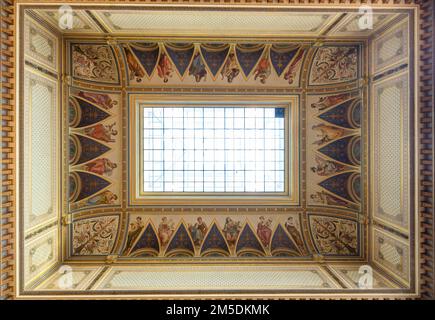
[142,106,286,193]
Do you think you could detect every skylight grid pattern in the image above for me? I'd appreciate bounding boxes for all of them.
[143,107,285,193]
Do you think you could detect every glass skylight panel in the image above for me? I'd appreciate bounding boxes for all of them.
[142,106,286,193]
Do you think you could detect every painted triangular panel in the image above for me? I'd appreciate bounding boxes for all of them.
[235,44,265,77]
[129,43,160,77]
[270,224,301,255]
[200,44,230,77]
[236,224,265,255]
[200,223,230,256]
[70,96,111,128]
[319,172,360,203]
[318,135,359,166]
[318,99,359,129]
[75,171,111,202]
[130,223,159,254]
[270,44,299,77]
[188,52,208,82]
[164,43,195,77]
[166,223,195,255]
[72,134,111,165]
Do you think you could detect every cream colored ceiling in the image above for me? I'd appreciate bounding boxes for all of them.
[31,8,400,38]
[33,9,103,34]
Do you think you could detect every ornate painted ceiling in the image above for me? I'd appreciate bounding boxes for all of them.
[11,3,421,298]
[64,37,363,261]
